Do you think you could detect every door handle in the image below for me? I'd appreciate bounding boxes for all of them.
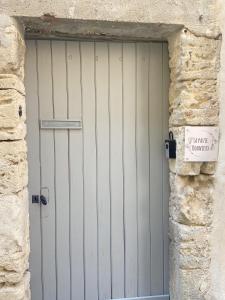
[40,195,48,205]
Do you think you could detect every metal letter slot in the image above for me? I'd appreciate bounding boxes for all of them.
[40,119,82,130]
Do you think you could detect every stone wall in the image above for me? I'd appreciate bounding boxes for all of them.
[0,2,222,299]
[210,1,225,299]
[0,0,219,38]
[168,29,221,299]
[0,16,30,300]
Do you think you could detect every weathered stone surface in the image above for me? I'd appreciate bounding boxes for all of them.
[170,263,211,300]
[168,29,220,127]
[169,219,211,244]
[169,79,218,110]
[168,29,221,82]
[170,173,214,226]
[169,220,211,299]
[0,75,25,95]
[0,15,30,299]
[167,28,220,300]
[170,107,219,126]
[0,141,27,194]
[201,162,216,175]
[169,79,219,126]
[170,240,210,270]
[0,0,220,38]
[0,89,26,128]
[0,16,25,80]
[0,189,29,283]
[0,123,26,141]
[0,272,30,300]
[0,77,26,141]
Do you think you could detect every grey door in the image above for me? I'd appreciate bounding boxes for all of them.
[25,40,169,300]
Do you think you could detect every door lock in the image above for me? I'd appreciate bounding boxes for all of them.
[40,195,48,205]
[32,194,48,205]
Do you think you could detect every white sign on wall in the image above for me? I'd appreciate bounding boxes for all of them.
[184,126,219,162]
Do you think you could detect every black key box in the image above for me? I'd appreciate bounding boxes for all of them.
[165,131,176,159]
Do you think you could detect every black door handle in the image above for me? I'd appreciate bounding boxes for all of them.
[40,195,48,205]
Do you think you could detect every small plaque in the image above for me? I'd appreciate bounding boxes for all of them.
[184,126,219,162]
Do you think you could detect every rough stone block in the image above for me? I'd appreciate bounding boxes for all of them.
[168,29,221,82]
[169,221,211,298]
[169,79,218,110]
[0,189,29,284]
[0,16,25,80]
[200,162,216,175]
[169,218,210,243]
[0,123,26,141]
[170,240,210,270]
[170,107,219,126]
[0,75,25,95]
[0,272,30,300]
[0,140,27,167]
[0,141,28,194]
[168,29,220,127]
[0,89,26,128]
[170,263,210,300]
[170,173,214,226]
[169,220,211,268]
[169,79,219,126]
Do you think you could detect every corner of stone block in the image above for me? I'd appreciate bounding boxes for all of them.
[200,162,216,175]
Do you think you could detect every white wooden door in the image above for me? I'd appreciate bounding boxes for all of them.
[25,40,169,300]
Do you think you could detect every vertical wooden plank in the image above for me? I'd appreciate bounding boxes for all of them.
[136,43,151,297]
[66,41,84,300]
[25,40,42,300]
[123,42,138,298]
[37,40,56,300]
[80,41,98,300]
[162,43,169,294]
[95,42,111,300]
[149,43,164,294]
[109,42,124,299]
[51,40,70,300]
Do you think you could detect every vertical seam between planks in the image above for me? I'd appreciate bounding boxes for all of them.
[35,40,44,300]
[50,40,58,300]
[79,41,86,300]
[65,41,72,300]
[135,43,139,297]
[121,42,126,298]
[94,41,100,300]
[148,43,152,295]
[164,43,170,293]
[162,43,165,294]
[107,42,113,300]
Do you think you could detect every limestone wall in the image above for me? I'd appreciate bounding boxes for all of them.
[210,1,225,299]
[0,16,30,300]
[0,1,223,299]
[0,0,219,38]
[168,29,221,299]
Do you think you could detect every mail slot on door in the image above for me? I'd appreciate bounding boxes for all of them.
[165,131,176,159]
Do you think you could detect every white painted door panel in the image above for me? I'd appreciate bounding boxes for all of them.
[26,40,169,300]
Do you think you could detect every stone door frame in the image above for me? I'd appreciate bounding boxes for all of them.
[0,15,221,299]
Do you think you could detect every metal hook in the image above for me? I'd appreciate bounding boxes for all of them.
[169,131,174,140]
